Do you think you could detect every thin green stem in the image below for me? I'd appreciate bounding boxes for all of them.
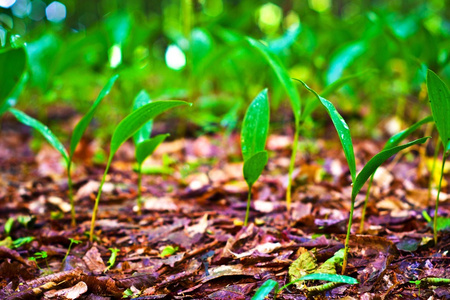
[137,164,143,216]
[342,196,356,275]
[434,153,447,245]
[428,138,440,203]
[244,186,252,226]
[62,240,74,264]
[89,160,111,243]
[286,122,300,211]
[359,174,374,233]
[67,162,76,227]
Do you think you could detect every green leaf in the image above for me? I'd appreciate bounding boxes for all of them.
[0,47,27,107]
[13,236,34,248]
[326,41,366,85]
[4,218,14,236]
[136,134,170,165]
[295,273,359,285]
[106,248,120,271]
[9,108,69,163]
[109,101,191,164]
[251,279,279,300]
[267,24,301,54]
[241,89,270,161]
[245,37,301,122]
[132,90,153,145]
[352,137,430,200]
[427,70,450,151]
[297,79,356,182]
[0,72,29,116]
[69,75,118,158]
[243,151,268,188]
[302,69,378,121]
[384,116,433,149]
[160,245,179,258]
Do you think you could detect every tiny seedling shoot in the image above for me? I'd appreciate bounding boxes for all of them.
[241,88,270,226]
[89,100,191,242]
[132,90,170,215]
[359,115,433,232]
[297,79,429,273]
[245,37,301,211]
[427,69,450,244]
[8,75,119,227]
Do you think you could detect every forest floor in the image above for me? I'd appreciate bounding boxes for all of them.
[1,114,450,300]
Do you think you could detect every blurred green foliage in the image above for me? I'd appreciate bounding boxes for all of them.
[1,0,449,138]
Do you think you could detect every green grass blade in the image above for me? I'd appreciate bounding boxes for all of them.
[136,134,169,165]
[326,41,366,85]
[427,70,450,151]
[9,108,68,163]
[384,116,433,149]
[297,79,356,182]
[0,47,27,108]
[241,89,270,161]
[302,69,378,121]
[243,151,269,188]
[110,101,191,161]
[69,74,119,158]
[245,37,301,121]
[0,72,28,116]
[352,137,430,200]
[132,90,153,145]
[251,279,279,300]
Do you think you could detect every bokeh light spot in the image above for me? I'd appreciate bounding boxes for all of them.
[45,1,66,23]
[109,44,122,68]
[0,0,16,9]
[308,0,331,13]
[258,3,282,35]
[165,44,186,71]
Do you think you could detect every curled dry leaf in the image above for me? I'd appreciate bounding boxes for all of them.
[44,281,88,299]
[82,247,106,274]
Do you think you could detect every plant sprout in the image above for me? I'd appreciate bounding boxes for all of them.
[105,248,120,272]
[245,37,300,211]
[132,90,170,215]
[8,75,119,226]
[89,100,191,242]
[427,69,450,244]
[62,238,82,264]
[359,115,433,232]
[241,89,270,226]
[297,79,429,273]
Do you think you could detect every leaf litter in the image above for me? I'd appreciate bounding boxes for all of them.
[1,115,450,299]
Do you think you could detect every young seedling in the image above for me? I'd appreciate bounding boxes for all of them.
[105,248,120,272]
[62,238,82,264]
[359,115,433,232]
[241,89,270,226]
[132,91,170,215]
[252,273,358,300]
[31,251,52,274]
[245,37,301,211]
[8,75,119,227]
[296,79,429,274]
[245,39,373,211]
[89,100,191,242]
[427,70,450,245]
